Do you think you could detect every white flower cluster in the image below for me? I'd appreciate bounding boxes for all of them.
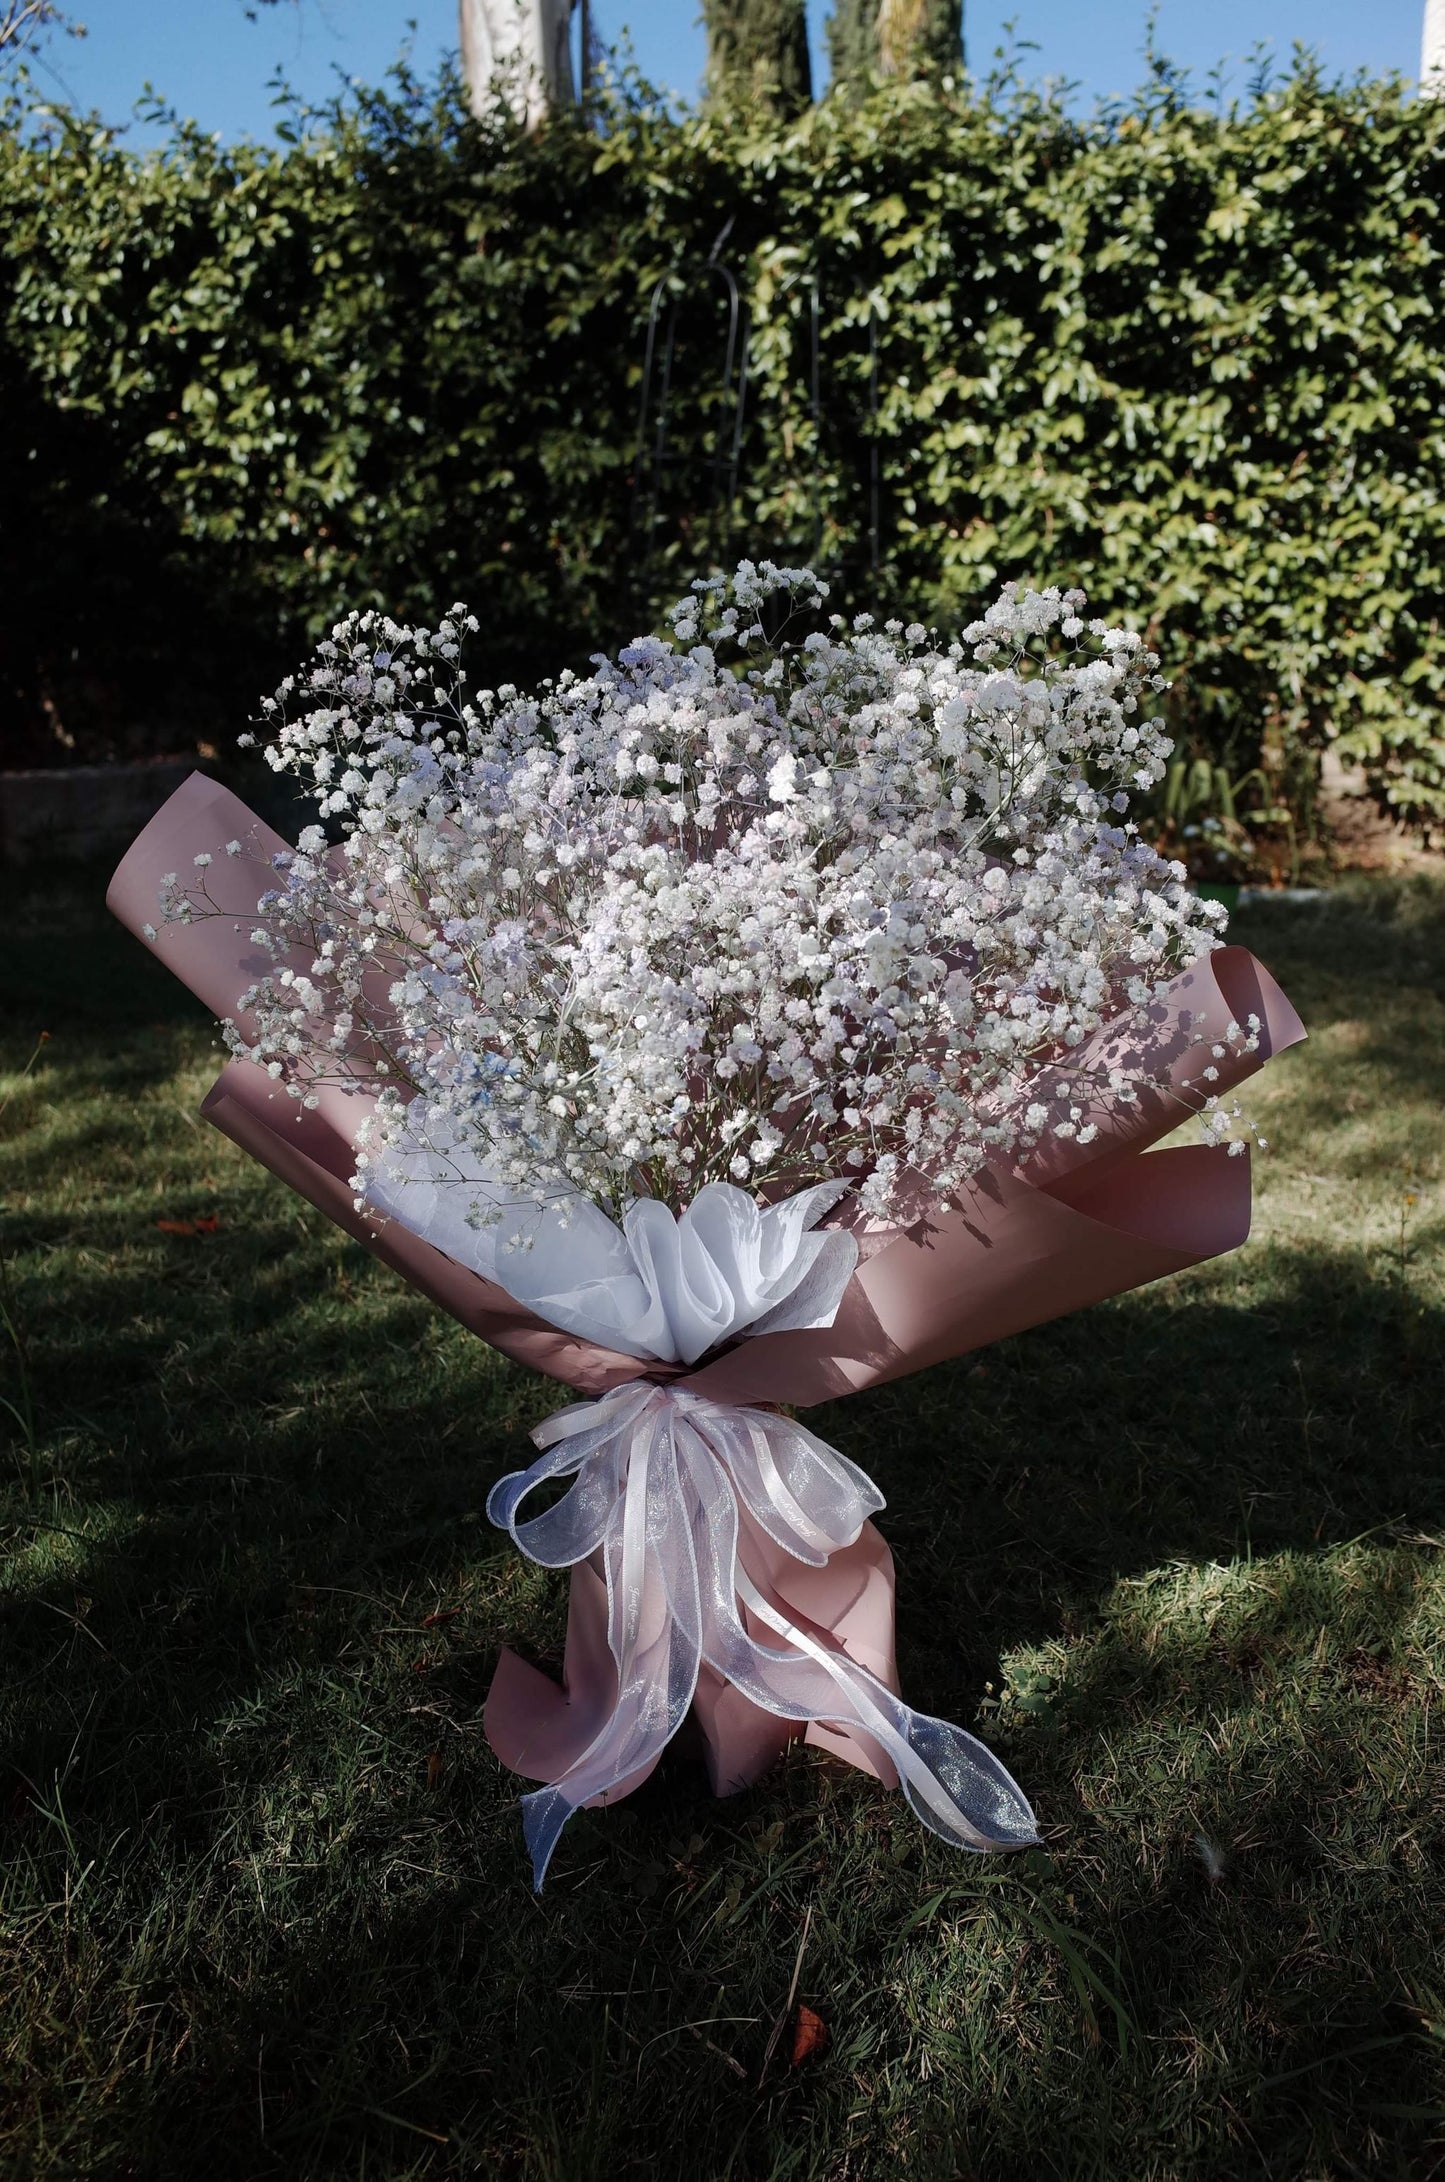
[168,562,1233,1225]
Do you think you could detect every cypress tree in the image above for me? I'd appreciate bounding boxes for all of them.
[826,0,877,85]
[703,0,813,117]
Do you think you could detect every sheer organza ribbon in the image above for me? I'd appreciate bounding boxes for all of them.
[487,1381,1039,1887]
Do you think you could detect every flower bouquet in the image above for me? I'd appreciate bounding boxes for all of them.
[109,563,1303,1886]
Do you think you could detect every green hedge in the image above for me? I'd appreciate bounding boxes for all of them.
[2,59,1443,821]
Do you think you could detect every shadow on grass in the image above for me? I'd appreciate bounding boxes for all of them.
[2,868,1443,2179]
[4,1230,1443,2176]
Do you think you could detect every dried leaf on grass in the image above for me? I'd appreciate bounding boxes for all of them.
[790,2004,828,2068]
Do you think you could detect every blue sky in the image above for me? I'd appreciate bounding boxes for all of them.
[27,1,1427,146]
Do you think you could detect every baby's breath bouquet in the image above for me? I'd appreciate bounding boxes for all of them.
[166,563,1242,1233]
[132,563,1299,1884]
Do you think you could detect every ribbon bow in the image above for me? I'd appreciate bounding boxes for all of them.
[487,1382,1039,1887]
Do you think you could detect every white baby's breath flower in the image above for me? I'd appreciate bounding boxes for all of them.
[766,752,799,804]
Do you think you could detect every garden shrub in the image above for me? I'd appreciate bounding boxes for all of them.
[1,56,1442,822]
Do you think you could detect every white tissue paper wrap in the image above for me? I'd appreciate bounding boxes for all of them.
[365,1109,860,1365]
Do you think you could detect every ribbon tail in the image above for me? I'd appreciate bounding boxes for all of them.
[739,1565,1038,1851]
[520,1782,587,1893]
[484,1558,665,1795]
[516,1403,706,1889]
[733,1557,1037,1852]
[517,1607,700,1890]
[681,1422,1038,1854]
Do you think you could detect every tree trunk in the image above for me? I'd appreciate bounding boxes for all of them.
[828,0,964,85]
[1424,0,1445,96]
[704,0,813,117]
[460,0,576,128]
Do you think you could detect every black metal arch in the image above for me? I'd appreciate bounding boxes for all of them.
[631,220,751,575]
[631,223,884,590]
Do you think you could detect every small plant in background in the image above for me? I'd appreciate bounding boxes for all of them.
[1151,754,1301,894]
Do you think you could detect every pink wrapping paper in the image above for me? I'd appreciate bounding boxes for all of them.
[109,774,1306,1812]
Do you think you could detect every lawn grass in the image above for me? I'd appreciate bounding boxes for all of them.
[1,865,1443,2181]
